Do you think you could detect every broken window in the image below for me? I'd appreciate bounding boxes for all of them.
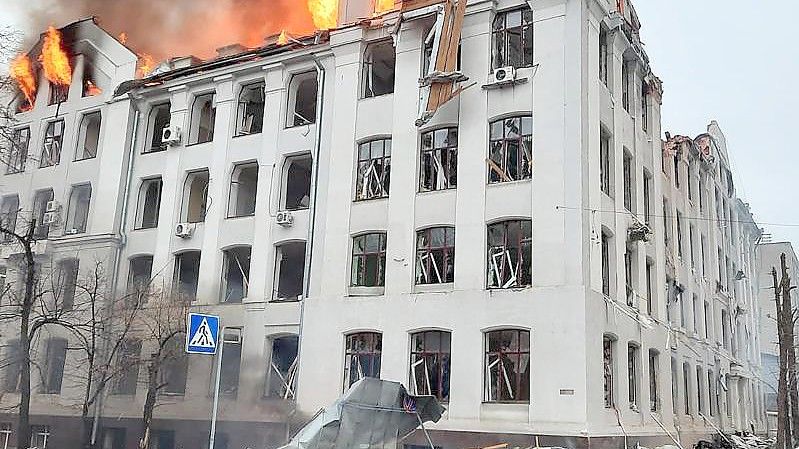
[30,425,51,449]
[266,334,299,399]
[351,233,387,287]
[663,200,672,248]
[228,163,259,218]
[696,366,704,414]
[288,73,318,127]
[420,128,457,192]
[603,335,615,408]
[601,231,611,297]
[689,225,696,268]
[282,154,312,210]
[415,227,455,285]
[145,103,171,153]
[721,309,730,350]
[55,258,78,312]
[643,170,652,224]
[621,63,630,112]
[487,220,531,288]
[355,138,391,200]
[682,362,690,414]
[6,127,29,174]
[0,196,19,242]
[599,129,611,196]
[488,116,532,183]
[675,210,683,258]
[645,259,654,315]
[673,153,681,189]
[189,92,216,145]
[624,242,635,306]
[113,339,141,395]
[161,335,188,395]
[136,178,162,229]
[76,111,101,160]
[343,332,382,390]
[173,251,201,302]
[49,82,68,105]
[622,150,633,212]
[127,256,153,298]
[41,337,67,394]
[274,242,306,301]
[707,369,715,416]
[670,357,678,410]
[32,189,54,239]
[599,28,609,86]
[235,82,265,136]
[648,349,659,412]
[40,120,64,168]
[627,343,639,410]
[409,330,451,402]
[1,339,22,392]
[484,329,529,402]
[362,41,395,98]
[183,170,209,223]
[641,81,649,131]
[221,246,251,303]
[65,184,91,234]
[218,329,242,396]
[704,300,711,340]
[82,63,102,97]
[491,7,533,69]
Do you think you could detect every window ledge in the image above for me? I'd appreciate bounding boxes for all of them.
[233,131,263,139]
[348,286,385,297]
[417,187,457,196]
[487,178,531,187]
[353,196,389,203]
[413,283,454,294]
[186,141,214,148]
[225,214,256,220]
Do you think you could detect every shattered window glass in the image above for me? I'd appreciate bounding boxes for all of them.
[603,335,614,408]
[492,7,533,69]
[484,329,529,402]
[7,127,29,174]
[487,220,532,289]
[344,332,382,390]
[420,128,458,192]
[362,41,396,98]
[488,116,532,184]
[355,138,391,200]
[409,331,451,402]
[236,82,265,136]
[146,103,171,153]
[266,335,299,399]
[40,120,64,168]
[351,233,387,287]
[415,227,455,285]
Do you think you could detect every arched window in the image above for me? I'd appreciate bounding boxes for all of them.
[189,92,216,144]
[415,227,455,284]
[420,128,457,192]
[173,251,201,303]
[343,332,382,390]
[355,138,391,200]
[274,241,306,301]
[282,154,312,210]
[484,329,529,402]
[351,233,387,287]
[182,170,209,223]
[487,220,531,288]
[76,111,101,160]
[288,73,318,127]
[228,163,259,218]
[488,115,532,183]
[136,178,163,229]
[362,41,395,98]
[235,82,265,136]
[0,195,19,242]
[221,246,251,303]
[145,102,171,153]
[65,184,92,234]
[409,330,451,401]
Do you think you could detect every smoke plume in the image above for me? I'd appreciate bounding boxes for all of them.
[21,0,319,60]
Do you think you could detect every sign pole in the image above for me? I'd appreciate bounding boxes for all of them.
[208,327,226,449]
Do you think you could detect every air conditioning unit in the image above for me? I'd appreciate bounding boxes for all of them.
[42,212,60,225]
[276,211,294,227]
[162,124,182,146]
[175,222,195,238]
[45,200,61,212]
[488,66,516,85]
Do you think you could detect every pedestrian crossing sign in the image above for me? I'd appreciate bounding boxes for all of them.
[186,313,220,354]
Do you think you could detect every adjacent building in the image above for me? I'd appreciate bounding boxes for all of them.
[0,1,769,449]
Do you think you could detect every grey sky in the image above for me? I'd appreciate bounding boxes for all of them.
[1,1,797,245]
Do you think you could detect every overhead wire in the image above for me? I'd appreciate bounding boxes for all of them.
[556,205,799,228]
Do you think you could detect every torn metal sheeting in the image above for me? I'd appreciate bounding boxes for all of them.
[280,378,445,449]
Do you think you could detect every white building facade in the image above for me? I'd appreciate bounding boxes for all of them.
[0,1,768,449]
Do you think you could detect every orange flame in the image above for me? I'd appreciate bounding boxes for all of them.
[375,0,395,14]
[137,52,155,78]
[307,0,338,30]
[10,54,37,109]
[277,30,289,46]
[84,80,102,96]
[118,32,128,45]
[39,26,73,87]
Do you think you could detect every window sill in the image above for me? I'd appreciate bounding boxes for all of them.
[186,141,214,148]
[133,225,158,231]
[73,157,98,163]
[359,92,394,101]
[233,131,263,139]
[142,148,167,155]
[285,122,316,130]
[413,283,453,294]
[348,286,385,297]
[353,196,389,203]
[418,186,457,195]
[271,297,302,303]
[487,178,531,187]
[226,214,255,220]
[487,285,532,292]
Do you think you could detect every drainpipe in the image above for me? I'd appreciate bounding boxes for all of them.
[90,100,140,447]
[294,56,326,425]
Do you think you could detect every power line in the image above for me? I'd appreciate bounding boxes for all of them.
[555,205,799,229]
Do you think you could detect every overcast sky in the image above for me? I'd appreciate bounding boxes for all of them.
[1,1,797,247]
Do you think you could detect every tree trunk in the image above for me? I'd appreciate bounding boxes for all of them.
[17,238,35,449]
[140,358,160,449]
[775,267,790,449]
[780,253,799,445]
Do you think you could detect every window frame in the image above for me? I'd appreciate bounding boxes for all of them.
[144,102,171,154]
[173,251,201,303]
[487,219,532,289]
[0,195,19,243]
[483,329,530,403]
[361,41,396,99]
[182,170,210,223]
[355,138,392,201]
[6,127,30,174]
[487,115,532,184]
[415,227,455,285]
[419,127,458,192]
[603,335,615,408]
[234,81,265,137]
[227,162,259,218]
[135,177,163,230]
[409,330,451,402]
[287,72,318,128]
[188,92,216,146]
[350,232,387,288]
[40,119,65,168]
[221,246,252,303]
[265,334,299,399]
[491,6,533,69]
[343,332,382,390]
[75,110,102,161]
[65,183,92,234]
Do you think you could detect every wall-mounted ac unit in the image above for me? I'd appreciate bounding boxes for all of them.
[162,124,182,146]
[45,200,61,212]
[276,211,294,227]
[175,222,195,238]
[42,212,60,225]
[487,66,516,85]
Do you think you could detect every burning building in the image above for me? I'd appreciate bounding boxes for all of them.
[0,0,767,448]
